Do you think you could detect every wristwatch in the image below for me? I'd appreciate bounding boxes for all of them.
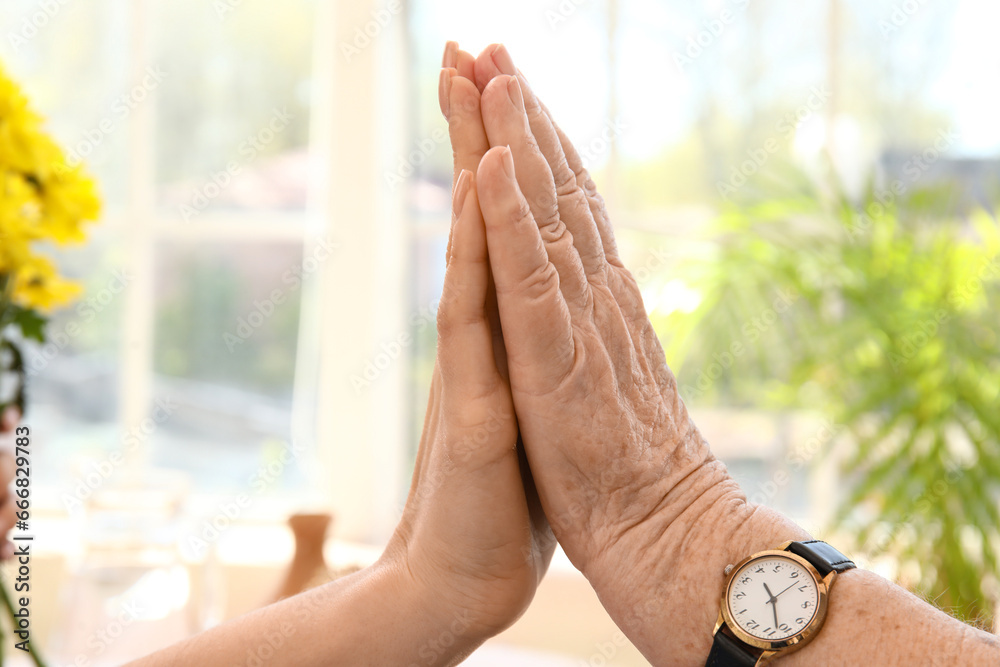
[705,540,856,666]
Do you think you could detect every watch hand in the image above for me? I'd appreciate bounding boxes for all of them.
[763,582,776,601]
[774,582,797,598]
[762,582,779,630]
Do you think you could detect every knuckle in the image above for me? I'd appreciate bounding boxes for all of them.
[539,219,571,246]
[511,260,561,301]
[524,93,545,116]
[435,305,454,339]
[435,288,460,335]
[508,198,534,227]
[534,193,561,225]
[453,92,479,116]
[553,159,578,197]
[435,292,481,340]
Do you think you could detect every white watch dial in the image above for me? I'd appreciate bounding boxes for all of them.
[727,555,819,641]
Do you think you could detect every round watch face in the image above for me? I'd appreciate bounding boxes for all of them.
[726,555,820,642]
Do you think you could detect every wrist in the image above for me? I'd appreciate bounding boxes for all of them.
[368,554,487,666]
[582,458,810,666]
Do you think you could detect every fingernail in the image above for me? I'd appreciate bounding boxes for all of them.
[507,77,524,113]
[500,146,515,180]
[492,44,516,75]
[453,169,472,218]
[442,41,458,68]
[438,68,454,119]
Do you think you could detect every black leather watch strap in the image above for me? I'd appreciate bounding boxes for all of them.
[705,629,758,667]
[785,540,856,577]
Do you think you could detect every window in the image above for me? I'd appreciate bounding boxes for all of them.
[4,0,411,543]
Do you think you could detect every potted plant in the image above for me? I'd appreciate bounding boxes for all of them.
[659,175,1000,626]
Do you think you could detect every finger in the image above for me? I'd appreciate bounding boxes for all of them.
[444,78,499,363]
[490,44,608,278]
[445,72,490,187]
[441,40,458,69]
[406,372,442,509]
[476,146,575,386]
[473,44,499,93]
[473,44,622,266]
[437,170,501,395]
[456,48,476,81]
[408,169,488,506]
[480,75,590,310]
[443,68,510,388]
[437,67,453,121]
[551,120,622,265]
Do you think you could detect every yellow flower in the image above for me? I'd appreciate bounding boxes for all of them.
[10,254,81,312]
[0,61,100,314]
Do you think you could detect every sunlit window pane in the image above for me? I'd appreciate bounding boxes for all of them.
[151,0,315,219]
[149,241,305,491]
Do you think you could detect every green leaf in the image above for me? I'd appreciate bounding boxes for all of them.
[8,305,47,343]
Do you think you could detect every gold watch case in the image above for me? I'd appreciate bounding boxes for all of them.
[714,542,834,666]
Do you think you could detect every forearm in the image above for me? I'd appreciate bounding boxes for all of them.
[584,457,1000,666]
[127,558,483,667]
[781,567,1000,666]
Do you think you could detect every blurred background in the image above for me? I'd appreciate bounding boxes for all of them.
[2,0,999,664]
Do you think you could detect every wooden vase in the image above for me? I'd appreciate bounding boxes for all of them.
[272,512,332,602]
